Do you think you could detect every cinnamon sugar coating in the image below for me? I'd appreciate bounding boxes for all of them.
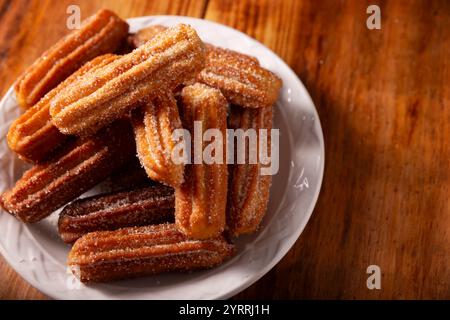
[132,91,184,187]
[49,24,206,136]
[58,185,174,243]
[227,105,273,236]
[68,224,235,282]
[15,9,128,109]
[197,44,282,108]
[8,54,119,163]
[176,83,228,239]
[0,120,135,223]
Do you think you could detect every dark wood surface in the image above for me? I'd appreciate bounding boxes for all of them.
[0,0,449,299]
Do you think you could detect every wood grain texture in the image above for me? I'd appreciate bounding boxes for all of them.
[1,0,449,299]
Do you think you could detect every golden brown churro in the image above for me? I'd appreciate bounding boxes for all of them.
[128,25,168,48]
[58,185,174,243]
[127,28,279,108]
[227,105,273,236]
[127,26,277,107]
[15,9,128,109]
[0,120,135,223]
[68,224,235,282]
[197,44,282,108]
[132,91,184,187]
[175,83,228,239]
[49,24,206,136]
[7,54,119,163]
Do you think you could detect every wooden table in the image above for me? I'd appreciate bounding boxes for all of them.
[0,0,449,299]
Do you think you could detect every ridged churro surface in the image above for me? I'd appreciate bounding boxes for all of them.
[197,44,282,108]
[8,54,119,163]
[0,120,134,223]
[132,91,184,187]
[50,24,206,136]
[176,83,228,239]
[227,105,273,236]
[58,185,174,243]
[68,224,235,282]
[15,9,128,109]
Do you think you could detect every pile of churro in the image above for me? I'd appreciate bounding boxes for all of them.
[0,9,282,283]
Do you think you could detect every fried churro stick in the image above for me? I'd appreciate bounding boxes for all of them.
[176,83,228,239]
[128,25,168,48]
[50,24,205,136]
[15,9,128,109]
[7,54,119,163]
[58,185,174,243]
[227,105,273,236]
[0,120,135,223]
[197,44,282,109]
[131,91,184,187]
[68,224,235,283]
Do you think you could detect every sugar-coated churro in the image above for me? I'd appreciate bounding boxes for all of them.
[50,24,205,136]
[0,120,135,223]
[197,44,282,108]
[58,185,174,243]
[227,105,273,236]
[68,223,235,282]
[8,54,119,163]
[15,9,128,109]
[132,91,184,187]
[175,83,228,239]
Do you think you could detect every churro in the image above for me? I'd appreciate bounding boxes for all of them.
[15,9,128,109]
[227,105,273,236]
[0,120,134,223]
[58,185,174,243]
[8,54,119,163]
[50,24,206,136]
[68,224,235,282]
[197,44,282,108]
[132,91,184,187]
[176,83,228,239]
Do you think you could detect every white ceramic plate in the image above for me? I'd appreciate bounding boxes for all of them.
[0,16,324,299]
